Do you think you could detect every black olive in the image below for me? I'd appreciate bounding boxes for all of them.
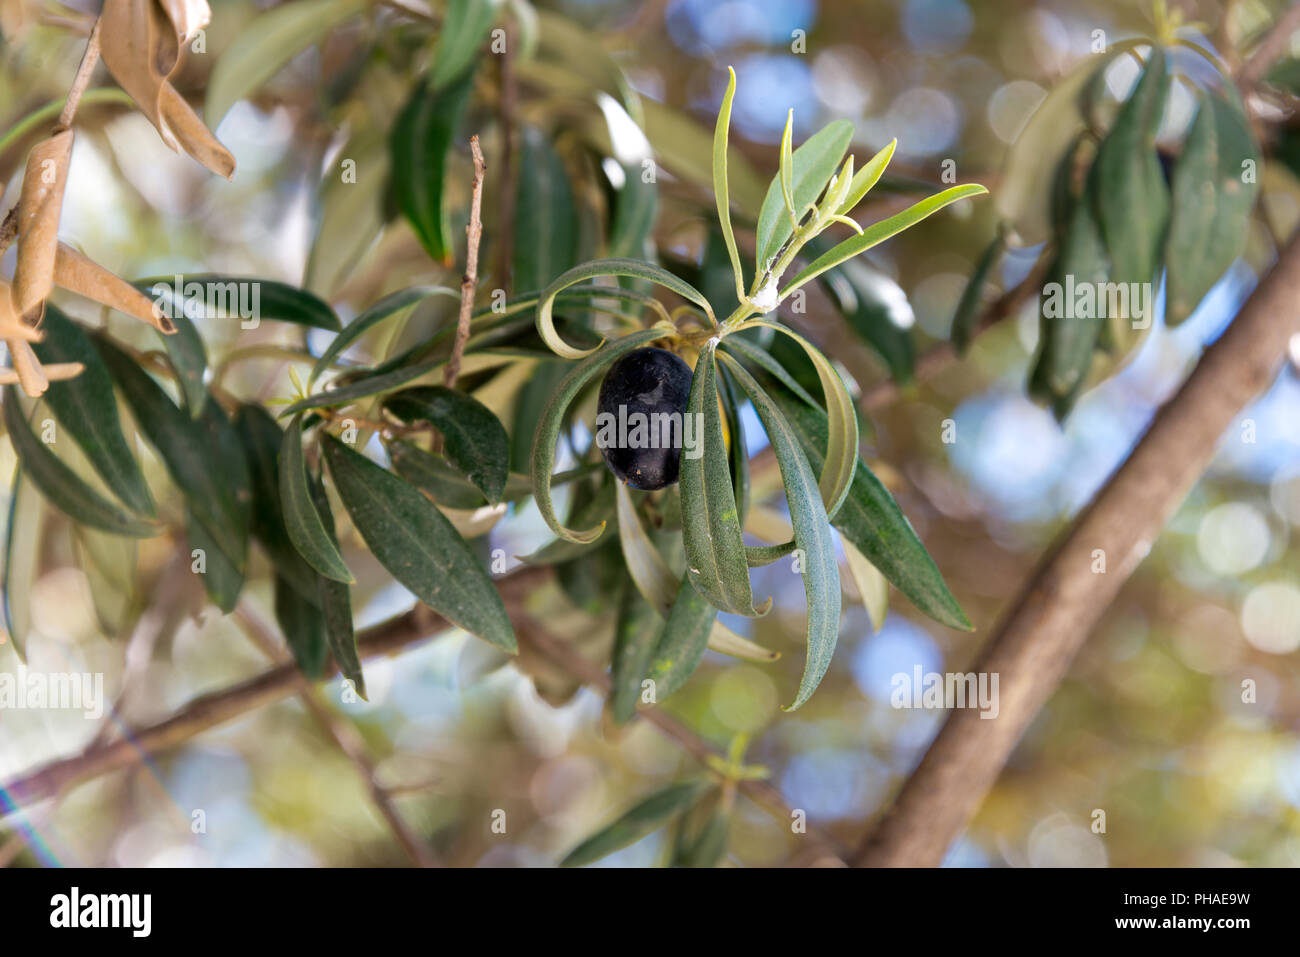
[596,347,693,490]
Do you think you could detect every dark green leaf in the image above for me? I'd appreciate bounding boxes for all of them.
[308,475,365,698]
[1030,185,1109,416]
[680,341,760,616]
[138,276,340,331]
[187,509,244,613]
[1089,46,1170,285]
[383,386,509,503]
[514,125,580,292]
[1165,90,1259,325]
[646,576,717,702]
[756,369,970,632]
[951,230,1005,353]
[431,0,500,90]
[560,781,707,867]
[322,433,515,651]
[31,305,156,516]
[234,404,322,602]
[610,585,661,724]
[274,574,328,678]
[95,336,249,569]
[281,414,354,583]
[390,69,475,264]
[718,357,840,711]
[3,389,157,537]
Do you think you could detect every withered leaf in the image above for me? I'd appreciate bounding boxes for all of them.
[12,130,74,324]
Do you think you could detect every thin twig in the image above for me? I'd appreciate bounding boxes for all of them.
[444,136,486,389]
[495,31,517,287]
[233,601,440,867]
[1,564,844,861]
[1237,1,1300,87]
[55,17,102,132]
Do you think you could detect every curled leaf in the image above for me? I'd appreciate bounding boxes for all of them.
[99,0,235,178]
[13,130,73,323]
[54,244,175,333]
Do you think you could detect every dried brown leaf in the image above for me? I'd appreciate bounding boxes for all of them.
[52,243,176,333]
[12,130,74,324]
[100,0,234,178]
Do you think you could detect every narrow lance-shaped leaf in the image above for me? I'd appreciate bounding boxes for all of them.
[560,781,708,867]
[309,473,366,699]
[280,415,354,583]
[514,126,580,292]
[711,66,747,304]
[951,230,1006,354]
[1030,185,1109,416]
[679,341,763,616]
[530,328,662,543]
[610,585,662,724]
[735,320,858,520]
[188,508,244,614]
[322,434,515,652]
[645,576,718,703]
[274,574,329,679]
[390,69,476,264]
[836,138,897,215]
[718,355,841,711]
[310,286,458,385]
[94,335,248,569]
[382,387,509,504]
[3,389,157,537]
[781,183,988,297]
[140,275,341,331]
[754,120,854,278]
[753,368,970,632]
[31,305,156,516]
[431,0,502,90]
[1088,46,1170,286]
[536,260,712,360]
[1164,90,1259,325]
[234,404,322,602]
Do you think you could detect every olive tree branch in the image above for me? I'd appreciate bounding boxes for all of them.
[233,600,441,867]
[855,227,1300,866]
[1,564,844,861]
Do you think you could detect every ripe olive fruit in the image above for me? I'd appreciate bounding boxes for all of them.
[596,346,693,490]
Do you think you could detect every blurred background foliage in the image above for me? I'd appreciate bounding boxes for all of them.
[2,0,1300,867]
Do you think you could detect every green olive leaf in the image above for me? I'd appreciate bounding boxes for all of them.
[560,781,708,867]
[281,414,354,583]
[1165,89,1259,325]
[32,305,156,517]
[717,355,840,711]
[680,340,764,616]
[754,120,854,277]
[322,433,515,652]
[3,389,157,538]
[382,387,509,504]
[536,259,712,359]
[781,183,988,298]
